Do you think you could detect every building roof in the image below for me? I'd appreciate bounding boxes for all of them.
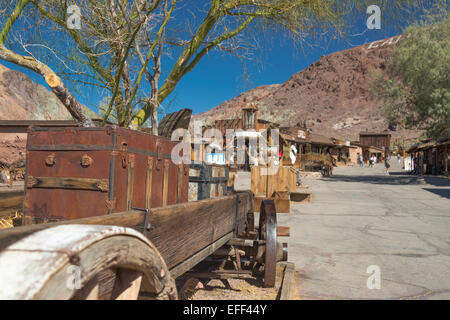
[359,132,392,137]
[0,119,112,127]
[279,132,303,144]
[306,133,338,147]
[406,138,450,153]
[241,102,258,111]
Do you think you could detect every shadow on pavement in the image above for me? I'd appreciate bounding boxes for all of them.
[323,171,450,187]
[322,174,425,185]
[391,171,450,187]
[423,188,450,199]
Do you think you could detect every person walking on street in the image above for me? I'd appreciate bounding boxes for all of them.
[385,154,391,175]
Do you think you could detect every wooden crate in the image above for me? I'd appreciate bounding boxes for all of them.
[188,163,229,201]
[254,191,290,213]
[251,165,296,197]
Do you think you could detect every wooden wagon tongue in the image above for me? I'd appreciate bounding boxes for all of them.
[23,125,189,224]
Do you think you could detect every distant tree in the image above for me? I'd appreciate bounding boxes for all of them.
[373,7,449,139]
[0,0,432,133]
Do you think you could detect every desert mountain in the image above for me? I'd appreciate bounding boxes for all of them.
[0,63,96,121]
[0,63,97,170]
[193,35,421,143]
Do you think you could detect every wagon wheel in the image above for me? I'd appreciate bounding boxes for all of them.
[258,199,277,287]
[0,225,177,300]
[65,235,176,300]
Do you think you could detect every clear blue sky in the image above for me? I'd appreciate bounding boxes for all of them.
[0,1,439,118]
[160,8,410,116]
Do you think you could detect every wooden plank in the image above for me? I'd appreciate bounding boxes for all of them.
[185,270,254,280]
[252,166,296,197]
[0,210,146,252]
[0,193,253,273]
[274,197,290,213]
[162,161,169,206]
[255,195,290,214]
[276,226,290,237]
[273,192,291,213]
[111,269,142,300]
[27,176,109,192]
[148,195,244,268]
[251,166,267,197]
[0,190,24,215]
[288,167,296,192]
[279,262,295,300]
[290,192,312,203]
[169,232,233,279]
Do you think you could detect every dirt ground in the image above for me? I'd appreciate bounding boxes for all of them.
[177,263,301,300]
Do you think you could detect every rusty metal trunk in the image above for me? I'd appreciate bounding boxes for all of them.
[23,126,189,223]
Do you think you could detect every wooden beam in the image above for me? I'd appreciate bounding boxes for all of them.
[0,189,23,216]
[444,144,448,175]
[169,232,233,279]
[0,192,253,276]
[276,226,290,237]
[278,262,295,300]
[27,176,109,192]
[184,270,254,280]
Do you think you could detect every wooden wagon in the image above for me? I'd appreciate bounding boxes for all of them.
[0,126,288,300]
[298,153,333,177]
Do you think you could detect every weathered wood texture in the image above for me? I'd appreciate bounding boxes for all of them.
[0,189,23,216]
[0,225,175,300]
[169,232,233,279]
[254,194,290,213]
[276,226,290,237]
[27,176,109,192]
[188,163,229,201]
[251,166,296,197]
[279,262,295,300]
[0,192,253,273]
[157,108,192,138]
[148,193,251,268]
[290,192,312,203]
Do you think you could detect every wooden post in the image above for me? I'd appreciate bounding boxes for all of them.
[279,262,295,300]
[445,144,448,176]
[8,169,13,189]
[435,147,439,175]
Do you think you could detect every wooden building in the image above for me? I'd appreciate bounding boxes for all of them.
[359,132,391,151]
[211,103,278,134]
[407,138,449,176]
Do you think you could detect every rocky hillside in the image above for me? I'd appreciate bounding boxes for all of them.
[0,63,95,121]
[0,63,96,170]
[193,35,421,142]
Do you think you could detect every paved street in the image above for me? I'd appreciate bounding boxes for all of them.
[277,162,450,299]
